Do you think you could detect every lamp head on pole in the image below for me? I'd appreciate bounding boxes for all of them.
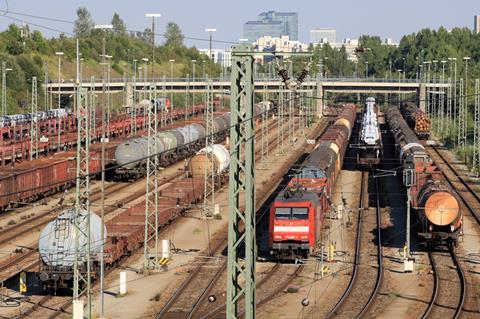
[205,28,217,33]
[145,13,161,18]
[94,24,113,30]
[55,51,64,56]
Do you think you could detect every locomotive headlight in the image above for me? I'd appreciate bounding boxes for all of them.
[301,235,308,239]
[429,225,433,231]
[451,225,455,232]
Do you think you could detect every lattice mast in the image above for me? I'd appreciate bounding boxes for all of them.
[30,77,38,160]
[226,44,256,319]
[143,85,160,270]
[72,38,92,316]
[473,79,480,172]
[203,76,215,217]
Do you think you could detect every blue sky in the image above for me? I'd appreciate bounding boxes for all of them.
[0,0,478,48]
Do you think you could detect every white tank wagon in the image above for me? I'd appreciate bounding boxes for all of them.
[38,208,106,291]
[187,144,230,178]
[357,97,383,166]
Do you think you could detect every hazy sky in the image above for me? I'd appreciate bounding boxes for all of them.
[0,0,479,48]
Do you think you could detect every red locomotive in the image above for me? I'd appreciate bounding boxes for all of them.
[269,104,357,258]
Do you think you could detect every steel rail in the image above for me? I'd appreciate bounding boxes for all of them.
[324,172,367,318]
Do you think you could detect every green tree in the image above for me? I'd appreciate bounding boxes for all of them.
[74,7,94,37]
[111,13,126,35]
[164,22,184,48]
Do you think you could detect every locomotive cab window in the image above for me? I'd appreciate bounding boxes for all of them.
[275,207,309,220]
[275,207,291,220]
[299,168,321,178]
[292,207,308,219]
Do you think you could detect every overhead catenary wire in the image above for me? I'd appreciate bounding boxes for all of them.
[1,9,239,45]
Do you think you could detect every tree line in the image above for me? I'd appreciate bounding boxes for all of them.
[0,7,215,113]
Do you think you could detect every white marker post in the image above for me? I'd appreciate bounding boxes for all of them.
[72,300,84,319]
[119,271,127,295]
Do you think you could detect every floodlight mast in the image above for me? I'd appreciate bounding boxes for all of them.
[145,13,161,80]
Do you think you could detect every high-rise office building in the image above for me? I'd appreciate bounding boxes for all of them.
[243,11,298,42]
[475,15,480,34]
[310,28,337,44]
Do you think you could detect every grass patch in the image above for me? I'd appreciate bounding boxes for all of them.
[193,228,201,235]
[7,220,16,225]
[115,292,128,298]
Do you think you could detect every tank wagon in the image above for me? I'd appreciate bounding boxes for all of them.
[386,106,461,245]
[115,101,273,179]
[38,144,230,292]
[114,113,230,179]
[269,104,357,258]
[38,209,106,291]
[187,144,230,177]
[0,103,209,166]
[400,101,431,139]
[357,97,382,166]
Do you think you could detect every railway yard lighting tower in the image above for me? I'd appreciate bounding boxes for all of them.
[55,52,64,109]
[1,62,12,115]
[55,52,64,150]
[145,13,161,80]
[132,58,138,134]
[93,23,112,319]
[205,28,217,76]
[105,55,113,138]
[461,56,470,160]
[191,59,196,107]
[169,59,175,122]
[365,61,369,79]
[142,58,149,96]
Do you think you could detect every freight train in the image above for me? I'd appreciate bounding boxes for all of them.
[115,102,273,179]
[269,104,357,258]
[37,143,231,292]
[0,108,70,128]
[0,103,210,168]
[400,101,431,139]
[357,97,382,166]
[386,106,461,245]
[0,104,223,211]
[36,101,273,292]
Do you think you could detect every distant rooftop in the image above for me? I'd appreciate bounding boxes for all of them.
[259,11,298,16]
[245,21,282,25]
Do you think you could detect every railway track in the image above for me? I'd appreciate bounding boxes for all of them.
[0,181,139,283]
[11,118,281,318]
[422,246,466,319]
[194,263,303,319]
[155,118,325,319]
[324,172,383,318]
[0,168,185,285]
[7,169,185,319]
[0,115,271,284]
